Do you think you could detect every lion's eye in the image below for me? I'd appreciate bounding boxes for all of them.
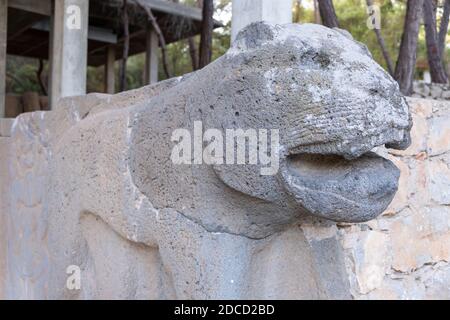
[369,88,380,95]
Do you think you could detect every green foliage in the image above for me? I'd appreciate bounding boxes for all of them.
[6,57,46,95]
[296,0,408,72]
[6,0,450,95]
[336,0,406,72]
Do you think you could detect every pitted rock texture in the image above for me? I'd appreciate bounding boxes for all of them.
[2,22,411,299]
[131,22,411,231]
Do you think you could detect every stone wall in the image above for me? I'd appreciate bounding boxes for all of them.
[412,81,450,101]
[304,97,450,299]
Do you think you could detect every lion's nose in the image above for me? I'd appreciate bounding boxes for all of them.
[385,129,411,150]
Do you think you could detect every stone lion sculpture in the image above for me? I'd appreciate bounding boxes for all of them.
[6,22,411,299]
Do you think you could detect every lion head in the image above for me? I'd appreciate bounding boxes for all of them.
[131,22,411,237]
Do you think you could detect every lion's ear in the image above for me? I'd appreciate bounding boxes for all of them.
[233,22,277,49]
[333,28,354,40]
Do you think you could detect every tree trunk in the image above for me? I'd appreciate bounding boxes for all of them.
[199,0,214,68]
[318,0,339,28]
[439,0,450,57]
[294,0,302,24]
[373,29,395,76]
[135,0,172,79]
[314,0,322,24]
[394,0,424,95]
[36,59,48,96]
[119,0,129,92]
[423,0,448,83]
[188,0,201,70]
[188,37,199,70]
[366,0,394,75]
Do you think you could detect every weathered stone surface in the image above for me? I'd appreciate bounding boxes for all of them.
[413,81,450,101]
[422,263,450,299]
[411,97,435,118]
[0,22,413,299]
[382,152,431,214]
[428,158,450,205]
[389,209,433,273]
[442,90,450,99]
[246,226,326,299]
[0,136,10,299]
[413,82,430,97]
[348,230,390,294]
[307,235,352,299]
[405,156,430,207]
[430,85,443,99]
[217,22,411,224]
[0,118,12,137]
[389,112,428,156]
[331,97,450,300]
[353,203,450,287]
[428,115,450,156]
[382,155,409,214]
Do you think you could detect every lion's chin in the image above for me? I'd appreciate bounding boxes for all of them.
[279,152,400,223]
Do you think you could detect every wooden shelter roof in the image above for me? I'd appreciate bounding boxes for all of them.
[6,0,222,66]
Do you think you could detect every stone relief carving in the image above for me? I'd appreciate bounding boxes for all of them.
[5,22,411,299]
[7,113,51,299]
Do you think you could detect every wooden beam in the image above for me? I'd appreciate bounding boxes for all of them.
[105,45,115,94]
[0,0,7,118]
[18,37,49,56]
[98,0,203,21]
[144,25,158,85]
[8,0,51,16]
[7,10,46,40]
[88,25,118,44]
[33,19,118,44]
[137,0,202,20]
[88,28,145,56]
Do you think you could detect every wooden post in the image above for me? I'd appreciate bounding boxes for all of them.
[105,45,116,94]
[144,25,158,85]
[49,0,89,109]
[0,0,7,118]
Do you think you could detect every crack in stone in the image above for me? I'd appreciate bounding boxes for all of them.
[173,209,274,241]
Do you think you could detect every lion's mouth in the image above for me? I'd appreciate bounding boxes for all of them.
[279,152,400,222]
[278,121,411,223]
